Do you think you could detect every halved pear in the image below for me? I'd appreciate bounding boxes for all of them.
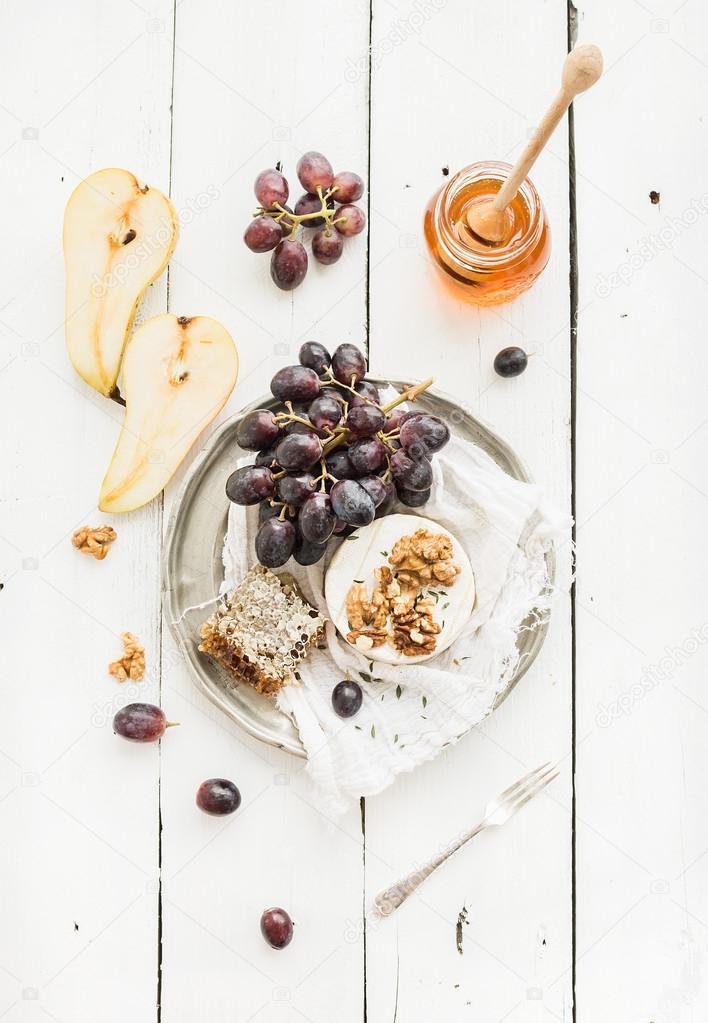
[64,168,179,397]
[99,314,238,513]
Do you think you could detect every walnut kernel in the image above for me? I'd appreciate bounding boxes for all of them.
[108,632,145,682]
[72,525,117,560]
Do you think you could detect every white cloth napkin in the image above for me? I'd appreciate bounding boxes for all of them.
[222,434,570,816]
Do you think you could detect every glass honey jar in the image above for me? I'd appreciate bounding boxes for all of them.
[423,161,551,306]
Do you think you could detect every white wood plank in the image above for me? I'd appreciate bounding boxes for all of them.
[0,1,174,1020]
[365,1,574,1019]
[573,2,708,1019]
[160,2,371,1019]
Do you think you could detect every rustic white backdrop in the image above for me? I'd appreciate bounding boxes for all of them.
[2,0,707,1020]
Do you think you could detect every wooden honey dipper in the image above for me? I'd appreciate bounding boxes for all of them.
[466,44,603,245]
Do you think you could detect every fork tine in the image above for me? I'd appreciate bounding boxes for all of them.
[494,762,551,805]
[505,769,559,818]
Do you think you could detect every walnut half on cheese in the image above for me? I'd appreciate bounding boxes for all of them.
[199,565,326,698]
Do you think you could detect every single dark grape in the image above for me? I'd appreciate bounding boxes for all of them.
[346,404,385,438]
[259,501,279,524]
[261,907,294,950]
[331,171,364,204]
[397,485,431,508]
[255,446,277,468]
[284,418,319,436]
[348,436,387,474]
[244,217,282,253]
[270,365,321,403]
[335,204,366,237]
[330,479,376,527]
[254,168,289,208]
[331,343,366,385]
[300,492,336,545]
[277,472,316,507]
[294,193,334,229]
[271,239,308,291]
[358,475,388,508]
[299,341,331,374]
[332,680,363,718]
[226,465,275,505]
[384,408,408,432]
[375,479,397,518]
[237,409,280,450]
[390,450,433,492]
[312,228,344,264]
[196,778,242,816]
[297,151,334,193]
[320,385,346,405]
[352,380,380,406]
[399,414,450,456]
[255,518,296,568]
[113,703,167,743]
[494,346,528,377]
[308,395,342,431]
[275,432,323,471]
[326,449,357,480]
[293,530,328,566]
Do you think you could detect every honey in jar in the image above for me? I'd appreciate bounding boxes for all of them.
[424,161,551,306]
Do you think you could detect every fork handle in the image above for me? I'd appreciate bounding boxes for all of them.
[373,824,484,916]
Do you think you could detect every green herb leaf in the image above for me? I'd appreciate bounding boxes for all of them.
[359,671,373,683]
[370,724,376,738]
[394,734,399,743]
[422,695,428,708]
[396,684,402,699]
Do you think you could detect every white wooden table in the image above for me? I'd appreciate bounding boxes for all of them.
[3,1,708,1019]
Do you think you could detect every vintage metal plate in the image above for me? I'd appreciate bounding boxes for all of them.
[163,381,553,757]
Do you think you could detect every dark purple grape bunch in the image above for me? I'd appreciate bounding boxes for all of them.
[244,152,366,291]
[226,342,450,569]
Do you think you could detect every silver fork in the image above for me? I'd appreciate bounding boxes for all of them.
[374,762,559,916]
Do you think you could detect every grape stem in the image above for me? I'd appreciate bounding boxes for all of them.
[257,184,341,242]
[382,378,434,413]
[315,458,333,493]
[320,371,381,409]
[274,403,314,430]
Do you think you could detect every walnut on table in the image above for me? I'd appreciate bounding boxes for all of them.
[72,525,117,560]
[108,632,145,682]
